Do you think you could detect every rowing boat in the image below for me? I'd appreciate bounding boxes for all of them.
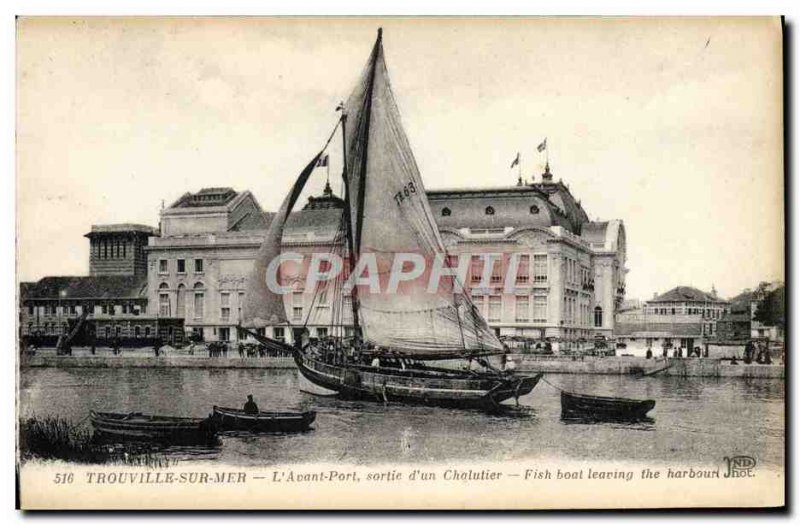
[212,406,316,433]
[560,391,655,421]
[90,410,217,443]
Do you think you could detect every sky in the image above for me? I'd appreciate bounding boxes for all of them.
[16,17,784,300]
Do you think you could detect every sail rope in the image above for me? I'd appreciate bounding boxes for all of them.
[539,376,566,393]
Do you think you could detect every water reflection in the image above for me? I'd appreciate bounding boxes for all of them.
[561,417,655,430]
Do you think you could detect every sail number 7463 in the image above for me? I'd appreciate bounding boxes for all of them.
[393,181,417,205]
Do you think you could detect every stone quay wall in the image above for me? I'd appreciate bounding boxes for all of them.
[21,353,783,378]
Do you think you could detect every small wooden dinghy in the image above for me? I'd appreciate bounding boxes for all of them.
[90,411,217,443]
[212,406,316,433]
[560,391,655,421]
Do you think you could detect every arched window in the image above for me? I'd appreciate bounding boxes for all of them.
[485,206,495,215]
[530,205,539,214]
[441,207,451,217]
[193,282,205,320]
[158,283,171,317]
[176,284,186,318]
[594,306,603,328]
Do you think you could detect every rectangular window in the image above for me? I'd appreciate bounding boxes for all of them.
[343,295,353,321]
[238,292,244,321]
[515,295,529,322]
[220,292,230,322]
[158,259,168,274]
[490,257,503,284]
[177,259,186,273]
[159,293,171,317]
[533,254,548,282]
[194,259,204,273]
[273,327,285,342]
[292,292,304,322]
[533,294,547,323]
[516,255,530,284]
[317,327,328,338]
[193,292,204,320]
[488,295,502,322]
[470,255,483,283]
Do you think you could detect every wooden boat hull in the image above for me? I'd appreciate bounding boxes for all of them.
[212,406,316,433]
[294,349,542,410]
[560,391,655,421]
[90,411,217,443]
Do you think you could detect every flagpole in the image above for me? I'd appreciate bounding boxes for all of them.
[545,137,549,166]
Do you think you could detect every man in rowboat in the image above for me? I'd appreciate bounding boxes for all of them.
[243,394,259,414]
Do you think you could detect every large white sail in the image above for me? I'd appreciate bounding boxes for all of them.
[342,30,504,356]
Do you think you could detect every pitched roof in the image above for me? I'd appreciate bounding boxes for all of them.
[20,275,148,300]
[172,187,238,208]
[230,211,272,232]
[285,208,344,235]
[649,286,725,304]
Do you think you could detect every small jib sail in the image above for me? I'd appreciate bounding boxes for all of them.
[244,29,504,359]
[243,151,324,328]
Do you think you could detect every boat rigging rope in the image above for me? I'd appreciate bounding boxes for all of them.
[539,375,566,393]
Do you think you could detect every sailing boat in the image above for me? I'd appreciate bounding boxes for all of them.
[243,29,543,410]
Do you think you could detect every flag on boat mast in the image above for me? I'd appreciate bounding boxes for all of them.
[316,153,330,183]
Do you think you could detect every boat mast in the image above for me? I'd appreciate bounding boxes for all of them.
[354,28,382,255]
[342,28,383,345]
[340,110,362,341]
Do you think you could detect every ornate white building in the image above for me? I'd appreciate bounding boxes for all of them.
[146,164,627,353]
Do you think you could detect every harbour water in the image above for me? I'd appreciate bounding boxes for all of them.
[19,367,784,468]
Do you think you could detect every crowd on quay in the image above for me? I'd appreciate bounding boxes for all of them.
[21,337,292,359]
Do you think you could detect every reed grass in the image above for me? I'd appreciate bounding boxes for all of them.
[19,416,174,467]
